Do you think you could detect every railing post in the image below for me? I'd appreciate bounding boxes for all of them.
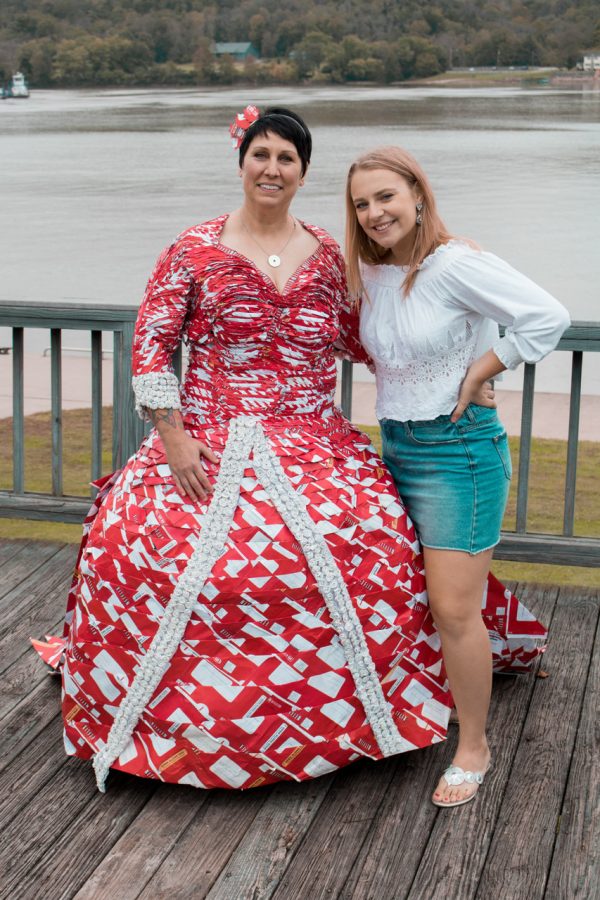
[91,330,103,492]
[12,328,24,494]
[173,344,183,380]
[515,363,536,533]
[341,360,353,420]
[50,328,63,496]
[563,351,583,536]
[112,330,124,470]
[120,321,140,462]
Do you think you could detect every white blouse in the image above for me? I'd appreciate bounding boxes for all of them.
[359,241,571,422]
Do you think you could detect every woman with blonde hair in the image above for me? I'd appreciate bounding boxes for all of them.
[344,146,570,807]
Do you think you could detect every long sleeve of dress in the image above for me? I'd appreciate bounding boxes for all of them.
[335,294,373,366]
[332,250,373,366]
[443,250,571,370]
[131,241,195,418]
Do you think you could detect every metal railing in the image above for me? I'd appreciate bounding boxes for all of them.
[0,301,598,565]
[1,302,138,522]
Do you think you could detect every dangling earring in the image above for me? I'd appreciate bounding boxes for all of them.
[416,202,423,225]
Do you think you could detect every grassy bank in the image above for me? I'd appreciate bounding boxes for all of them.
[419,67,559,87]
[0,408,114,543]
[1,410,598,587]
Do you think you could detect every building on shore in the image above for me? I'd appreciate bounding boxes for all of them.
[581,51,600,71]
[213,42,260,62]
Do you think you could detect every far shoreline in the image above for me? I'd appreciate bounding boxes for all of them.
[11,67,600,94]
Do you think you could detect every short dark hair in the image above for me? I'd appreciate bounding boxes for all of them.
[238,107,312,176]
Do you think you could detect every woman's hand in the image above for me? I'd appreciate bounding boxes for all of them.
[450,350,506,423]
[450,376,496,423]
[148,408,218,501]
[163,431,218,501]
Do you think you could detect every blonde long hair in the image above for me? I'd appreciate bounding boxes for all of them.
[345,146,456,298]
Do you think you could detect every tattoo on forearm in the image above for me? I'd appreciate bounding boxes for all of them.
[148,407,180,429]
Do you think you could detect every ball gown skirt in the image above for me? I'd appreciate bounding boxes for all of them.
[35,411,546,793]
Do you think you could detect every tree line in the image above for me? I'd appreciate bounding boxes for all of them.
[0,0,597,87]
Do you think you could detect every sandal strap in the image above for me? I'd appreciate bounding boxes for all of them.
[442,765,485,787]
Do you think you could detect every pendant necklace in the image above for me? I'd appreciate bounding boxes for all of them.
[241,216,296,268]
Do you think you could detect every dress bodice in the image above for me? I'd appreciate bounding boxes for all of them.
[132,216,362,426]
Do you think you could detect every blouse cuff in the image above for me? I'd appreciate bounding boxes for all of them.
[492,335,524,371]
[132,371,182,420]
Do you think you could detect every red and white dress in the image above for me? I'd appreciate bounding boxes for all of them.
[43,217,547,792]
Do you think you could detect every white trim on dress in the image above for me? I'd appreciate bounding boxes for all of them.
[93,416,403,791]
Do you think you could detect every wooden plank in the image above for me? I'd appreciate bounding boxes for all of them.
[0,556,71,765]
[73,786,209,900]
[563,350,583,536]
[15,774,155,900]
[0,537,31,562]
[270,757,398,900]
[397,585,558,900]
[0,675,62,774]
[0,571,71,676]
[0,492,90,522]
[205,776,335,900]
[0,756,98,897]
[0,305,595,339]
[0,545,75,673]
[333,749,440,900]
[0,538,30,570]
[475,587,600,900]
[544,602,600,898]
[0,542,72,626]
[138,789,270,899]
[495,532,600,567]
[0,759,147,898]
[0,299,139,326]
[0,612,64,720]
[497,321,600,350]
[344,763,440,899]
[12,326,25,493]
[0,714,65,830]
[0,540,62,603]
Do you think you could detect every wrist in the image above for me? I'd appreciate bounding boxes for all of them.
[159,425,186,444]
[149,407,185,438]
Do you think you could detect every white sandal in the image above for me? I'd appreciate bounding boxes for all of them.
[431,762,491,808]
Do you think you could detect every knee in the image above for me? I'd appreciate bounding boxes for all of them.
[428,593,482,636]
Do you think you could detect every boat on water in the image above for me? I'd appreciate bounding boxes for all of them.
[1,72,30,99]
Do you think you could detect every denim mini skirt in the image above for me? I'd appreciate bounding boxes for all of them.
[380,404,512,555]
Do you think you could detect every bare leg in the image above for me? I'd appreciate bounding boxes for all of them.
[423,546,494,805]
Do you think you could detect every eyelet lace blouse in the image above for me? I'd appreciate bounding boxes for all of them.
[359,241,571,422]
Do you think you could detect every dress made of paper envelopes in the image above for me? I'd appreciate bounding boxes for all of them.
[36,216,547,792]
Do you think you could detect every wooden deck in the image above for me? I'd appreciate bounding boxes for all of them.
[1,538,598,900]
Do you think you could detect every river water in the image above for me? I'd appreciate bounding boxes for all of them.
[1,85,599,392]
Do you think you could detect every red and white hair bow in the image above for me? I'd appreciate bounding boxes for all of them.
[229,104,260,149]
